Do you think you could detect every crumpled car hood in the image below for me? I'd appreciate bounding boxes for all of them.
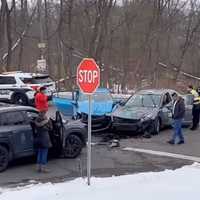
[113,106,158,120]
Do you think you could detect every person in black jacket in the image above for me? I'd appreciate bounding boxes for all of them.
[168,93,185,145]
[34,111,52,172]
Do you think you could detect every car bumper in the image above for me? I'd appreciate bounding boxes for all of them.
[81,114,111,133]
[112,119,152,133]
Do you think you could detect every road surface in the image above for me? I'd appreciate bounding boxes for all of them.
[0,105,198,188]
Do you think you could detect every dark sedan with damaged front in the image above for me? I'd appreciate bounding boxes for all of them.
[111,89,193,135]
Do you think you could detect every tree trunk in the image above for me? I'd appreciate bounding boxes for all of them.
[44,0,52,75]
[5,3,12,70]
[0,0,7,59]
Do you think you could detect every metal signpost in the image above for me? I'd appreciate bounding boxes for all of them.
[87,94,92,185]
[76,58,100,186]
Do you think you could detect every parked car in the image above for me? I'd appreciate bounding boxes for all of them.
[111,89,193,135]
[53,88,114,132]
[0,72,35,105]
[17,72,56,100]
[0,71,55,105]
[0,103,86,172]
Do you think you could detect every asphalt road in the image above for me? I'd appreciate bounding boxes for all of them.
[0,105,198,188]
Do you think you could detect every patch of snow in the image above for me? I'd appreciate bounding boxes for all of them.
[1,164,200,200]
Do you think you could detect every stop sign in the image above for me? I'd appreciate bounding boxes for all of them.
[77,58,100,94]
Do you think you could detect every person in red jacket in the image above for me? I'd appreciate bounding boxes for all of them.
[35,86,48,112]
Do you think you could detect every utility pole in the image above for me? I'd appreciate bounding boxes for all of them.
[37,0,46,73]
[37,0,45,59]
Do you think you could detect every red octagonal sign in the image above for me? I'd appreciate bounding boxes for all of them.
[77,58,100,94]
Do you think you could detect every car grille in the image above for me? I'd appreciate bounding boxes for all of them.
[113,117,140,124]
[81,113,111,132]
[82,113,109,123]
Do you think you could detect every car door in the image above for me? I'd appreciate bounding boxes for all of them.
[53,92,77,118]
[23,109,39,134]
[0,111,34,156]
[182,94,193,125]
[161,92,173,126]
[0,76,17,100]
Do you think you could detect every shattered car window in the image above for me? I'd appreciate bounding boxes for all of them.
[125,94,161,107]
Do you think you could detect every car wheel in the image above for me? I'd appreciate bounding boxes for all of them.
[12,93,28,105]
[152,118,161,135]
[0,145,9,172]
[63,134,83,158]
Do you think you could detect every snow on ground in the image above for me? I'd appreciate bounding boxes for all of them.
[1,163,200,200]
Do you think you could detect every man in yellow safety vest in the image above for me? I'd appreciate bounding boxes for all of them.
[187,85,200,130]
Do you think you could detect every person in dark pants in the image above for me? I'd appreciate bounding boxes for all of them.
[168,93,185,145]
[34,111,52,173]
[191,104,200,130]
[187,85,200,130]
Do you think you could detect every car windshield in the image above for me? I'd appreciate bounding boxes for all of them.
[79,92,112,102]
[19,77,34,84]
[33,76,53,84]
[20,76,53,84]
[125,94,161,107]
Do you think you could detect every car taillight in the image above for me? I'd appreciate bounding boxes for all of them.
[31,86,39,91]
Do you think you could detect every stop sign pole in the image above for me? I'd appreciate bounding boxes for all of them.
[87,94,92,185]
[76,58,100,186]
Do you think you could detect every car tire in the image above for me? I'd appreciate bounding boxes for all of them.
[63,134,83,158]
[152,118,161,135]
[12,93,28,105]
[0,145,9,172]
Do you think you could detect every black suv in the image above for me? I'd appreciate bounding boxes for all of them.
[0,103,86,172]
